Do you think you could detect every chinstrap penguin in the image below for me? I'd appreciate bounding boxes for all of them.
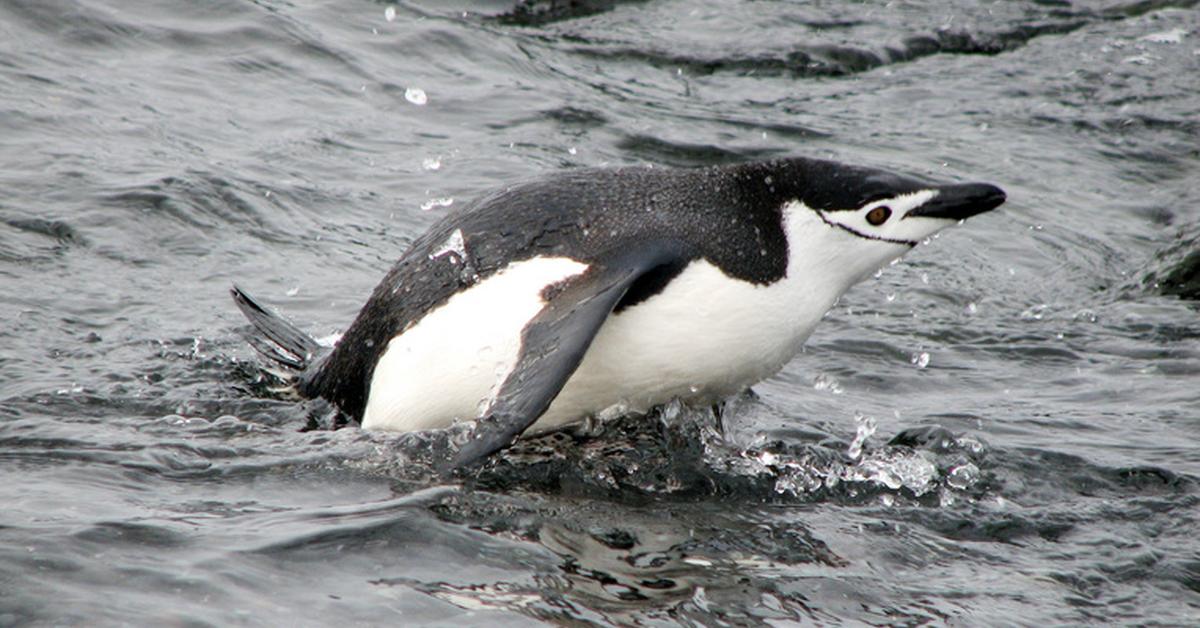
[232,157,1005,470]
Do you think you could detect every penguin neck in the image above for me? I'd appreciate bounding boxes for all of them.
[781,200,910,312]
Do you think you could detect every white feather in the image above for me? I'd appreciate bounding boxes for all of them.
[361,256,588,431]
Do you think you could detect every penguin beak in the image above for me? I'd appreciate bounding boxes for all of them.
[906,183,1006,220]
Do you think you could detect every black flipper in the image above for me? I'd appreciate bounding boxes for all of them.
[231,285,323,373]
[447,242,689,472]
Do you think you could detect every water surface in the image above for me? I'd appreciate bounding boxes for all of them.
[2,0,1199,624]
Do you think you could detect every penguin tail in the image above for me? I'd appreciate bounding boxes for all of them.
[230,285,323,378]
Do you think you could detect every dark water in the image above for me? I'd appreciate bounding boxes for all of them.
[3,0,1199,624]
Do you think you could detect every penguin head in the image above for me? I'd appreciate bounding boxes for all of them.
[812,180,1006,248]
[764,158,1006,285]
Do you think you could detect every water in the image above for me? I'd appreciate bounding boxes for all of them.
[2,0,1199,624]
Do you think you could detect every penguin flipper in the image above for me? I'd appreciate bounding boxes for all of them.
[446,242,688,471]
[231,285,322,373]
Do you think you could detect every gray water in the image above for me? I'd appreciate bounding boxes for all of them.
[3,0,1199,625]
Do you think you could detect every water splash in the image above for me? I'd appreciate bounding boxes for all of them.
[420,197,453,211]
[1020,304,1049,320]
[813,373,844,395]
[405,87,428,105]
[847,413,876,460]
[945,462,980,490]
[843,449,938,495]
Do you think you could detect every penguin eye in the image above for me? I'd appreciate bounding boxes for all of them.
[866,206,892,226]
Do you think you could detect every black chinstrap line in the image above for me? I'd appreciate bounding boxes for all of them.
[817,212,918,247]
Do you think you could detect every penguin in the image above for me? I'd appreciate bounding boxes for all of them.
[232,157,1005,469]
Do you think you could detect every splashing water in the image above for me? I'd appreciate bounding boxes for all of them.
[420,197,454,211]
[405,86,428,105]
[843,449,939,495]
[813,373,844,394]
[847,414,876,460]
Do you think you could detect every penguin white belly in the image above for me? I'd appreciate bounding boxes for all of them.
[361,256,589,431]
[362,256,834,435]
[534,259,833,431]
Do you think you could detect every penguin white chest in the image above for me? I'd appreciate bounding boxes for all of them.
[360,256,588,431]
[362,255,823,434]
[537,257,831,429]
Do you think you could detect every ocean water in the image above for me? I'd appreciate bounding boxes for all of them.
[2,0,1199,625]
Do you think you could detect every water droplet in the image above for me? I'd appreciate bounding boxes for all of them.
[420,197,453,211]
[405,87,428,106]
[946,463,979,490]
[1020,304,1048,320]
[813,373,844,394]
[847,414,876,460]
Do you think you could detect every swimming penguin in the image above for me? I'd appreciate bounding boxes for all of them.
[232,157,1005,469]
